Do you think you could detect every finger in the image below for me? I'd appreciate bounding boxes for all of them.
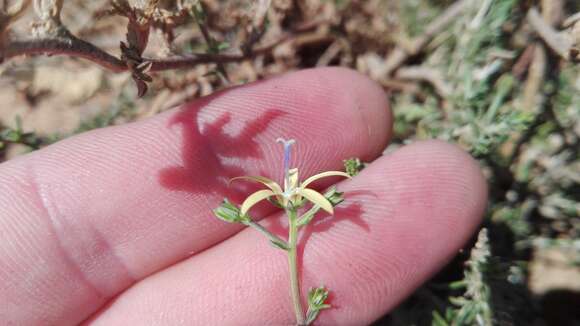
[87,140,487,325]
[0,67,391,325]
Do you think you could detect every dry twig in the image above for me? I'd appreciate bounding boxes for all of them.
[396,65,452,98]
[563,12,580,28]
[523,1,564,113]
[527,7,578,61]
[242,0,271,56]
[0,0,303,96]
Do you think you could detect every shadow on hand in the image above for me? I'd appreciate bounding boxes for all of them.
[158,90,285,202]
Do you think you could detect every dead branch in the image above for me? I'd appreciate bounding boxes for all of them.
[2,33,126,71]
[1,32,252,70]
[147,52,247,71]
[0,17,318,74]
[0,0,334,96]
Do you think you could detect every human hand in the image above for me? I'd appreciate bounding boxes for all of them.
[0,68,487,325]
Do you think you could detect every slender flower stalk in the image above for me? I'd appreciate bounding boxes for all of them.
[214,138,351,325]
[287,207,304,324]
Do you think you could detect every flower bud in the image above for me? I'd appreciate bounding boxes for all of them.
[213,199,248,224]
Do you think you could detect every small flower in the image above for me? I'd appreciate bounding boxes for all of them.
[231,138,350,216]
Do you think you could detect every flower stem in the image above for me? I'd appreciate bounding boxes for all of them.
[246,220,289,250]
[287,208,305,325]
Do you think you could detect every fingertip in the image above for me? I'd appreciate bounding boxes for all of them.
[308,140,489,324]
[297,67,393,154]
[384,139,488,225]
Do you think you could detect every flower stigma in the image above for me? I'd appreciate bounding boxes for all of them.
[276,137,297,199]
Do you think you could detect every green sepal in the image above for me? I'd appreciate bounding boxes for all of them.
[213,198,250,224]
[305,286,331,325]
[325,187,345,207]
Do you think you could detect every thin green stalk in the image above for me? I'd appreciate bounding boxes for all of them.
[246,220,289,250]
[287,208,305,325]
[296,205,319,227]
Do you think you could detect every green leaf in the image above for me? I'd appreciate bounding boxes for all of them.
[432,310,449,326]
[216,41,229,51]
[449,280,467,290]
[3,130,20,142]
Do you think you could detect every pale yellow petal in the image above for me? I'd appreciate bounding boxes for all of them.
[240,189,276,216]
[301,171,351,189]
[299,188,334,214]
[230,176,283,194]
